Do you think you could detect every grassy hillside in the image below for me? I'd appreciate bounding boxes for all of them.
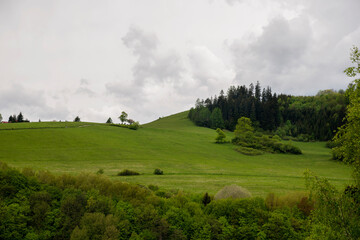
[0,112,352,196]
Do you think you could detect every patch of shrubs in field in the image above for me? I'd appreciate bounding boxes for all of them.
[0,161,318,240]
[109,122,140,130]
[117,169,140,176]
[232,134,302,155]
[154,168,164,175]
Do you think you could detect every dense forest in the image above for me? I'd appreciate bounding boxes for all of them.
[188,83,347,141]
[0,162,317,240]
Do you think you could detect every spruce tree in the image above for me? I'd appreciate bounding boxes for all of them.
[17,112,24,122]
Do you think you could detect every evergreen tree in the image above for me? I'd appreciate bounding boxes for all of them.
[210,107,225,129]
[106,118,113,124]
[17,112,24,122]
[0,113,2,122]
[74,116,81,122]
[197,107,211,127]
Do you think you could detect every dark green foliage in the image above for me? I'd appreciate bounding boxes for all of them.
[210,107,225,129]
[189,83,347,141]
[7,113,28,123]
[202,192,211,206]
[0,162,315,240]
[106,117,113,124]
[153,168,163,175]
[117,169,140,176]
[16,112,23,123]
[96,168,104,174]
[74,116,81,122]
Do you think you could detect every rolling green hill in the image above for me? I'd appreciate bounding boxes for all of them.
[0,112,352,196]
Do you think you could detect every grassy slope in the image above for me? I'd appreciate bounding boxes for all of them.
[0,112,352,196]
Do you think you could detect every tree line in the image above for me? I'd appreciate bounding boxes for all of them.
[189,82,347,140]
[5,112,30,123]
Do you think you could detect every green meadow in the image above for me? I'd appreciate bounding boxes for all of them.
[0,112,352,197]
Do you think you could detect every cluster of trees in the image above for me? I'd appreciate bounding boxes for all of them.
[0,162,316,240]
[189,83,280,131]
[7,112,29,123]
[106,111,140,130]
[231,117,302,155]
[189,83,347,141]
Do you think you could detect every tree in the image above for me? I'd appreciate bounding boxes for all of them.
[74,116,81,122]
[306,46,360,239]
[215,128,226,143]
[106,118,113,124]
[333,46,360,175]
[17,112,24,122]
[234,117,253,138]
[0,113,2,122]
[119,111,128,124]
[210,107,225,129]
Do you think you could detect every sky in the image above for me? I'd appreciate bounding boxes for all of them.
[0,0,359,123]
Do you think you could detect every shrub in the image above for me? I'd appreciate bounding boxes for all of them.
[117,169,140,176]
[154,168,163,175]
[215,128,226,143]
[96,169,104,175]
[129,122,140,130]
[202,192,211,206]
[235,146,263,156]
[214,185,252,200]
[148,184,159,191]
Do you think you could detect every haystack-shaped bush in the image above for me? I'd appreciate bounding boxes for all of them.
[214,185,252,200]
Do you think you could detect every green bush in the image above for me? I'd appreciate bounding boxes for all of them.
[117,169,140,176]
[235,146,263,156]
[214,185,252,200]
[153,168,163,175]
[148,184,159,191]
[129,122,140,130]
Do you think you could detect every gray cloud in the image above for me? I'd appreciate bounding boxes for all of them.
[0,84,70,121]
[228,2,359,95]
[107,26,185,103]
[121,26,184,86]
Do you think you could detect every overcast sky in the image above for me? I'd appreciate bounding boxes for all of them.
[1,0,359,123]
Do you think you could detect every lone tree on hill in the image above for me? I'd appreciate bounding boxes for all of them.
[119,111,128,124]
[74,116,81,122]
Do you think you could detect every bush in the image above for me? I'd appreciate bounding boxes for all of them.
[214,185,252,200]
[148,184,159,191]
[235,146,263,156]
[129,122,140,130]
[154,168,163,175]
[96,169,104,174]
[117,169,140,176]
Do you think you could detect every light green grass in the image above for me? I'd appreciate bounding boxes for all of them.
[0,112,352,197]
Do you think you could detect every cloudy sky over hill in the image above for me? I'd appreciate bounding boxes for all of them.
[0,0,359,123]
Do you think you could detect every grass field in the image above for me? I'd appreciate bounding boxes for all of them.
[0,112,352,197]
